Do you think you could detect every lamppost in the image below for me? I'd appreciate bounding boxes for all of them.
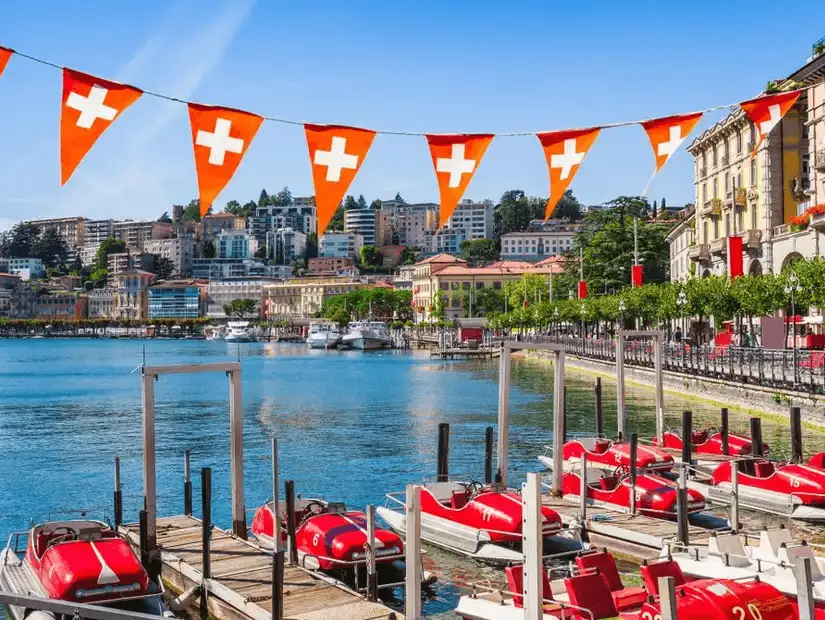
[580,302,587,341]
[785,271,801,383]
[554,306,559,337]
[676,289,687,340]
[618,298,626,332]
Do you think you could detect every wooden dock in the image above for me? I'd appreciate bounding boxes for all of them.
[122,515,401,620]
[542,495,724,562]
[429,347,498,360]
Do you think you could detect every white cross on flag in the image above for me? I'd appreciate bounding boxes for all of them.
[641,112,703,173]
[60,68,143,185]
[426,133,493,228]
[537,127,600,220]
[188,103,263,216]
[740,90,801,157]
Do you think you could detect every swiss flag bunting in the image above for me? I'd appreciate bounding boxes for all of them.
[537,128,600,220]
[188,103,263,217]
[60,68,142,185]
[426,134,493,229]
[641,112,703,173]
[305,124,376,236]
[0,47,12,77]
[740,90,801,157]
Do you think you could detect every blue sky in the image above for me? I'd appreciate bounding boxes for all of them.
[0,1,822,230]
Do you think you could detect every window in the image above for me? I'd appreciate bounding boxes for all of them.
[751,205,757,230]
[476,282,484,289]
[450,281,459,290]
[736,130,742,153]
[712,217,719,239]
[750,158,757,185]
[725,214,731,236]
[712,178,718,198]
[737,171,742,188]
[702,183,707,203]
[462,282,471,290]
[724,173,730,193]
[492,281,502,290]
[703,220,709,243]
[723,140,729,160]
[712,147,717,167]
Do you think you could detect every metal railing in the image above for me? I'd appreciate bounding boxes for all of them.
[512,335,825,393]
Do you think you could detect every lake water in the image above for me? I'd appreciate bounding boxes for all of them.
[1,339,822,617]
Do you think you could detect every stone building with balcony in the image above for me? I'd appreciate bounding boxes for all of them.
[686,44,825,277]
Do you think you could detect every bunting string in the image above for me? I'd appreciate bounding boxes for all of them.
[0,43,808,233]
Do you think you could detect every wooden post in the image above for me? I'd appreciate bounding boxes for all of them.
[497,345,512,486]
[484,426,494,485]
[271,550,284,620]
[113,457,122,529]
[522,472,543,620]
[285,480,298,565]
[654,334,664,443]
[552,350,566,495]
[366,505,378,602]
[795,556,815,620]
[629,433,638,515]
[436,423,450,482]
[138,510,149,573]
[199,467,212,620]
[659,576,678,620]
[730,463,740,533]
[184,450,192,517]
[681,411,693,469]
[594,377,603,436]
[790,406,803,463]
[616,333,626,441]
[140,369,157,553]
[720,408,729,456]
[271,438,283,620]
[579,453,588,521]
[228,369,246,539]
[750,417,763,457]
[677,463,689,546]
[271,438,280,553]
[405,485,422,620]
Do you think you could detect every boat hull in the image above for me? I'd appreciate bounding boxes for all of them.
[689,479,825,521]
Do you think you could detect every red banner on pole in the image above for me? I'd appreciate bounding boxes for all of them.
[578,280,588,299]
[728,236,743,278]
[631,264,643,288]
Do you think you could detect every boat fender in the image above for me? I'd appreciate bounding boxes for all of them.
[168,583,202,611]
[23,612,56,620]
[423,570,438,586]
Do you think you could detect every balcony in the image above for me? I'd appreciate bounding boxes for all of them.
[711,198,722,215]
[723,191,733,210]
[688,244,710,262]
[748,186,759,202]
[816,149,825,172]
[734,187,748,207]
[721,155,729,166]
[812,211,825,230]
[701,200,713,216]
[742,229,763,249]
[710,238,727,256]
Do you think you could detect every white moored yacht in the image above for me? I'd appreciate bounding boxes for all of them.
[340,320,391,350]
[306,322,341,349]
[225,321,255,343]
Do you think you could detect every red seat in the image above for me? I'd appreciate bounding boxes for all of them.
[754,461,775,478]
[564,572,619,620]
[640,559,685,596]
[575,550,647,611]
[504,564,563,613]
[691,430,708,445]
[450,491,468,510]
[600,476,618,491]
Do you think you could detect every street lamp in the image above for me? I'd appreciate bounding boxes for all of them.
[784,271,802,383]
[618,298,626,330]
[676,289,687,339]
[580,302,587,340]
[554,306,559,337]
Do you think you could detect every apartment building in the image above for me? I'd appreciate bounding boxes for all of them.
[84,219,114,245]
[87,288,116,318]
[192,258,292,280]
[217,230,254,259]
[344,208,380,246]
[384,202,438,247]
[24,217,87,248]
[264,278,372,319]
[248,203,317,241]
[666,210,696,282]
[442,199,494,240]
[147,281,206,319]
[0,257,45,279]
[500,221,580,261]
[110,269,155,320]
[112,220,173,252]
[265,228,306,264]
[144,237,195,276]
[206,277,277,318]
[319,232,362,258]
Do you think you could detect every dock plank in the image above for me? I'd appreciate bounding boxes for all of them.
[123,515,401,620]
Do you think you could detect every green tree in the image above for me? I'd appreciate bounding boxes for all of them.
[272,187,293,206]
[494,190,532,238]
[258,188,271,207]
[328,205,345,231]
[344,195,359,210]
[94,237,127,270]
[460,238,499,266]
[357,194,368,209]
[370,199,383,210]
[306,232,318,260]
[157,211,172,223]
[552,189,584,221]
[360,245,382,267]
[152,256,175,280]
[223,298,258,319]
[394,192,406,204]
[0,222,42,258]
[202,239,216,259]
[400,246,420,265]
[90,268,108,288]
[32,228,69,267]
[182,199,208,221]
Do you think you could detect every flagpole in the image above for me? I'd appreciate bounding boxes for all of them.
[633,217,639,266]
[579,247,584,282]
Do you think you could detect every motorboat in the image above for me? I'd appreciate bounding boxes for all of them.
[688,455,825,521]
[561,467,706,519]
[0,518,173,619]
[340,321,391,350]
[539,437,674,473]
[455,549,796,620]
[204,325,225,341]
[250,497,425,590]
[652,428,769,456]
[376,480,577,565]
[666,527,825,610]
[306,322,341,350]
[224,321,255,343]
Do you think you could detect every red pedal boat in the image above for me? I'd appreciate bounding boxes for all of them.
[250,498,410,587]
[690,456,825,521]
[540,437,674,472]
[561,467,706,519]
[377,480,575,565]
[653,428,769,456]
[0,518,171,619]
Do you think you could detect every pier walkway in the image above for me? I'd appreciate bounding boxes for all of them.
[122,515,400,620]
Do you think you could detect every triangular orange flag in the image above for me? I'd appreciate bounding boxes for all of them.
[305,124,376,236]
[60,68,143,185]
[641,112,703,173]
[537,127,600,220]
[188,103,263,217]
[740,90,801,157]
[0,47,12,77]
[426,134,494,229]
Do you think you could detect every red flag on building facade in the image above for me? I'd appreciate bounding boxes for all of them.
[578,280,588,299]
[631,264,643,288]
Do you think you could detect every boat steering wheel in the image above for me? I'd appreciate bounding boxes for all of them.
[463,480,485,502]
[46,527,76,548]
[299,501,326,524]
[706,426,717,435]
[612,465,631,480]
